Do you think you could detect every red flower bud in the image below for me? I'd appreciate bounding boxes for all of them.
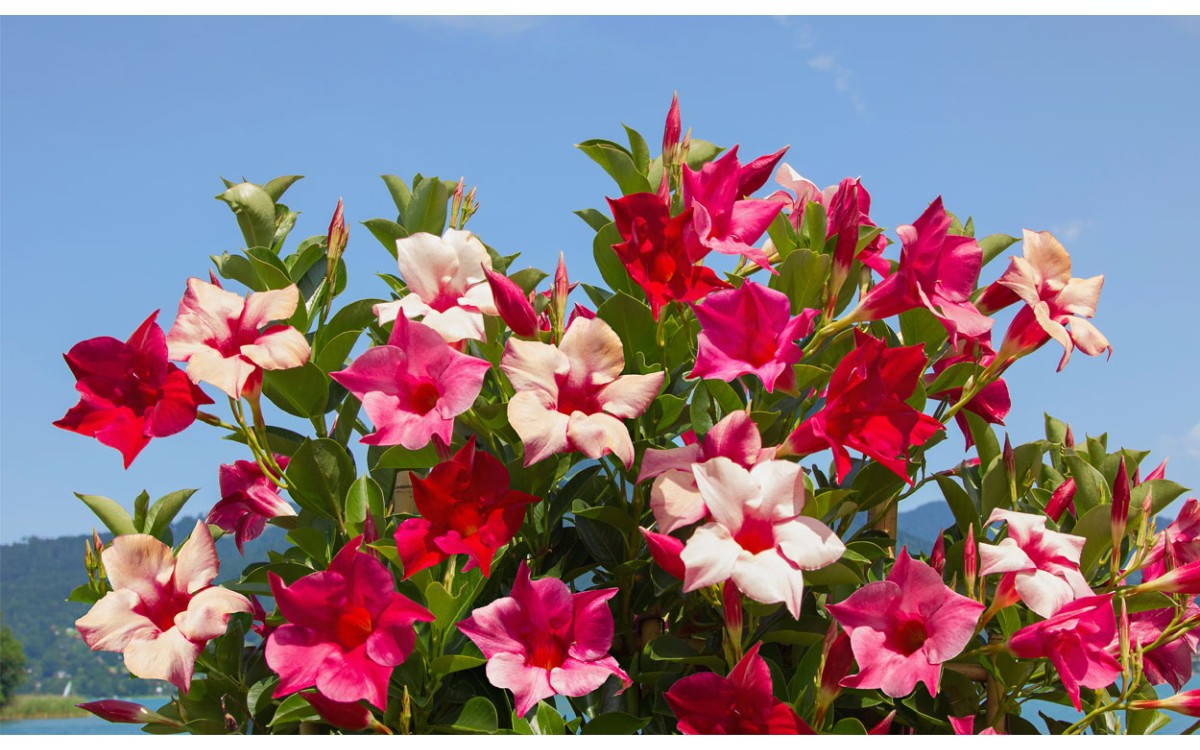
[1112,457,1131,547]
[930,530,947,575]
[483,268,539,338]
[77,700,179,726]
[1046,477,1077,522]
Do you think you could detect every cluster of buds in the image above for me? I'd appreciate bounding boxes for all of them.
[82,529,108,598]
[450,177,479,230]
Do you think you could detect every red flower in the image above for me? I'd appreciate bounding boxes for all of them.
[924,338,1010,449]
[55,311,212,467]
[607,193,731,320]
[782,331,943,484]
[393,438,538,578]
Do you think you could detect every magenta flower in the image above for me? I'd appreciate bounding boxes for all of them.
[924,338,1011,450]
[827,549,984,698]
[500,317,663,468]
[166,277,310,399]
[1143,498,1200,581]
[639,411,776,533]
[266,537,433,710]
[664,642,815,735]
[682,145,786,270]
[1008,594,1122,711]
[689,281,819,393]
[678,458,844,618]
[978,508,1092,618]
[206,457,294,554]
[977,229,1111,371]
[331,316,490,449]
[55,310,212,468]
[948,716,1001,735]
[1126,604,1200,691]
[456,561,630,718]
[847,197,992,346]
[75,521,251,692]
[483,268,539,338]
[373,229,497,343]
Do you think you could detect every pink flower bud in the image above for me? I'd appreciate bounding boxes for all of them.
[1112,457,1131,547]
[483,268,539,338]
[553,252,570,321]
[662,92,681,160]
[641,528,686,580]
[721,580,743,637]
[1143,458,1168,483]
[930,530,947,575]
[1064,425,1075,449]
[1003,434,1016,478]
[964,524,978,594]
[1130,689,1200,718]
[77,700,179,726]
[818,626,854,707]
[326,198,348,262]
[1136,559,1200,595]
[302,693,374,731]
[1046,477,1077,522]
[868,710,897,735]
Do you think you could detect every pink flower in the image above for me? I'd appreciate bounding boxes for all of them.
[1130,689,1200,718]
[978,508,1093,618]
[166,277,310,399]
[678,458,845,618]
[331,316,490,449]
[373,229,498,343]
[827,549,984,698]
[977,229,1111,372]
[640,411,776,533]
[948,715,1001,735]
[682,145,786,270]
[55,311,212,468]
[393,437,538,578]
[689,281,819,393]
[206,457,294,554]
[1143,498,1200,581]
[1126,604,1200,691]
[500,317,663,468]
[924,338,1011,450]
[664,642,815,735]
[266,537,433,710]
[456,561,630,718]
[75,521,251,692]
[847,197,992,346]
[782,331,944,484]
[1008,594,1122,711]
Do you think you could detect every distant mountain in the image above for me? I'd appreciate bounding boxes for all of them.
[0,516,285,698]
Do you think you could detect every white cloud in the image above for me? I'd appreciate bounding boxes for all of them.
[1050,219,1089,243]
[807,53,866,116]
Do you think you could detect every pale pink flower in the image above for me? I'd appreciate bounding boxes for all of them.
[373,229,497,343]
[678,458,844,618]
[165,278,310,399]
[75,521,251,691]
[207,457,295,554]
[639,411,776,533]
[456,562,630,718]
[500,317,663,468]
[331,316,490,449]
[978,508,1092,618]
[1008,594,1121,711]
[828,549,984,698]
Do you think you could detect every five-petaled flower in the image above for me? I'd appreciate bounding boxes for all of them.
[501,316,663,468]
[206,457,294,554]
[55,310,212,467]
[978,508,1092,618]
[266,537,434,710]
[827,549,984,698]
[456,561,631,718]
[165,277,310,399]
[75,520,251,692]
[394,437,538,578]
[682,145,786,271]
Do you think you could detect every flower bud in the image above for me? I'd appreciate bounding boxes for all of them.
[77,700,180,726]
[816,625,854,720]
[1143,458,1168,483]
[483,268,539,338]
[868,710,896,735]
[1003,434,1016,477]
[301,693,374,731]
[964,523,978,598]
[450,177,465,227]
[1046,477,1077,522]
[662,92,681,165]
[930,530,946,575]
[1064,424,1075,450]
[1130,689,1200,718]
[1112,457,1131,551]
[326,198,348,265]
[1134,559,1200,595]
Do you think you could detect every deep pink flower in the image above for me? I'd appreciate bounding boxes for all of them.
[373,229,497,343]
[166,277,310,399]
[978,508,1092,618]
[75,521,251,692]
[206,457,294,554]
[689,281,819,393]
[55,311,212,467]
[301,693,375,732]
[608,194,732,320]
[678,458,845,618]
[456,561,630,718]
[1130,689,1200,718]
[664,642,815,735]
[782,331,944,484]
[640,411,776,533]
[1125,604,1200,691]
[682,145,786,270]
[1143,498,1200,581]
[977,229,1111,372]
[924,338,1011,450]
[266,537,433,710]
[827,549,984,698]
[331,316,490,449]
[1008,594,1122,711]
[847,197,992,346]
[393,438,538,578]
[501,316,663,468]
[949,715,1001,735]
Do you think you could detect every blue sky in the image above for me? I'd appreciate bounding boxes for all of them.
[2,16,1198,543]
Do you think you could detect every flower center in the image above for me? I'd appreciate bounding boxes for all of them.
[734,516,776,555]
[525,631,567,671]
[889,617,929,656]
[335,605,375,650]
[409,381,441,415]
[554,380,600,416]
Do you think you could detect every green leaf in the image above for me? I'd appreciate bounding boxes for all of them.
[935,475,979,534]
[592,221,636,298]
[978,233,1020,267]
[429,654,485,676]
[210,252,264,291]
[287,526,330,566]
[217,182,277,249]
[1075,504,1114,573]
[655,393,688,431]
[453,696,498,733]
[132,490,150,532]
[832,718,868,735]
[965,411,1001,473]
[373,442,440,470]
[345,474,383,531]
[533,701,567,735]
[926,361,977,396]
[381,174,412,217]
[575,139,652,195]
[262,361,329,419]
[74,493,136,536]
[771,248,829,314]
[1044,413,1068,444]
[403,177,451,235]
[67,583,104,604]
[262,175,303,202]
[581,712,650,735]
[898,306,946,356]
[509,267,547,295]
[286,438,356,521]
[244,246,294,289]
[623,124,650,173]
[596,292,658,371]
[268,693,319,726]
[803,561,859,586]
[574,208,611,232]
[646,634,726,669]
[684,139,724,169]
[145,489,198,540]
[362,218,408,258]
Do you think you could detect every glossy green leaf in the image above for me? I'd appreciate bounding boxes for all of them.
[576,139,651,195]
[623,124,650,173]
[286,438,355,521]
[362,218,408,258]
[533,701,567,735]
[592,221,636,298]
[217,182,277,250]
[453,696,498,733]
[268,693,319,726]
[345,474,383,531]
[574,208,611,232]
[145,489,198,540]
[978,233,1020,267]
[262,362,329,419]
[262,175,303,202]
[581,712,650,735]
[596,291,658,371]
[684,139,724,169]
[381,174,411,217]
[403,177,450,235]
[772,248,829,315]
[429,654,485,676]
[74,493,136,536]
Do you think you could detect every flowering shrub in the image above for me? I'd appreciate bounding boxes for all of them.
[59,96,1198,735]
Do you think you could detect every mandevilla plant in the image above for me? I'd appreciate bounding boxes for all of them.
[57,95,1199,735]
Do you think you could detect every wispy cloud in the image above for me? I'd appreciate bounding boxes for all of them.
[1050,219,1090,243]
[807,53,866,116]
[394,15,542,36]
